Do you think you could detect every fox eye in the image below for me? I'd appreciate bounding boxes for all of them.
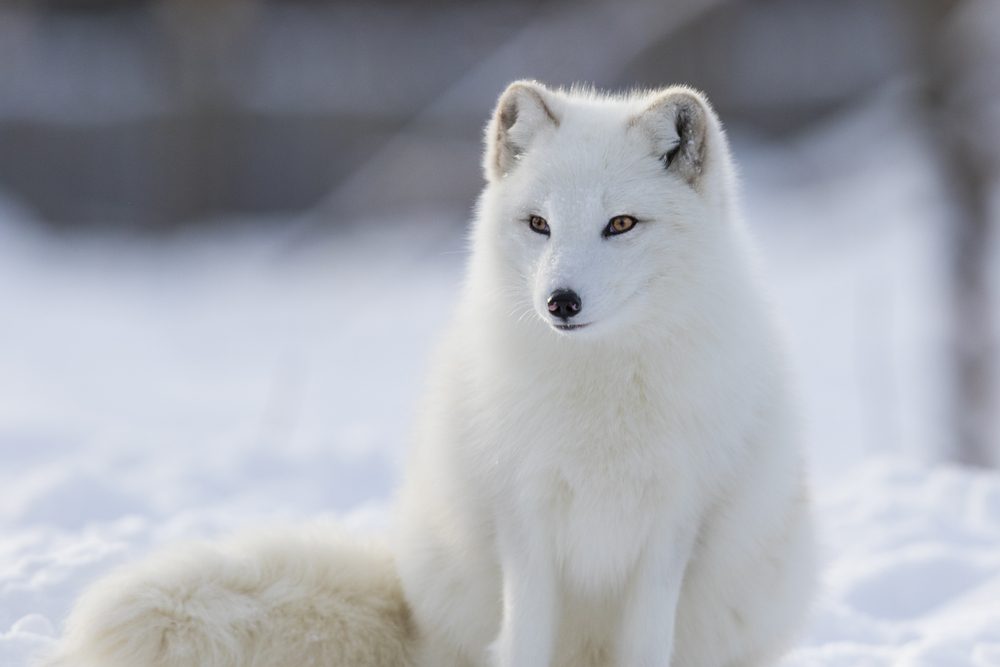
[528,215,550,236]
[603,215,638,237]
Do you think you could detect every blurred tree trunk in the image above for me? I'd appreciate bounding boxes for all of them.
[904,0,999,466]
[154,0,263,222]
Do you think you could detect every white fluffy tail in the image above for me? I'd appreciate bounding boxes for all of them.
[43,527,415,667]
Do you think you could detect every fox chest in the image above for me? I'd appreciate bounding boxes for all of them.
[497,418,668,591]
[482,374,676,588]
[545,466,658,591]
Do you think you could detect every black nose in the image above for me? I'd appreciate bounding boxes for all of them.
[547,289,582,319]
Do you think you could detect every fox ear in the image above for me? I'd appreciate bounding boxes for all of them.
[633,88,711,186]
[484,80,560,181]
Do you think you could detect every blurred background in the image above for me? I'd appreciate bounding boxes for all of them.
[0,0,998,529]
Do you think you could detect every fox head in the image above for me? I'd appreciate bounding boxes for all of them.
[472,81,740,341]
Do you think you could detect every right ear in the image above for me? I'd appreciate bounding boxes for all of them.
[483,80,561,182]
[631,87,712,187]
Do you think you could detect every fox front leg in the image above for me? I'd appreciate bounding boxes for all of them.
[488,520,558,667]
[615,522,696,667]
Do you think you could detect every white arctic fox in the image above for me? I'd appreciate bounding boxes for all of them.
[46,82,815,667]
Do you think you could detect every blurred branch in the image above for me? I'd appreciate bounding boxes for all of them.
[303,0,733,232]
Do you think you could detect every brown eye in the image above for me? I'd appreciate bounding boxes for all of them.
[528,215,550,236]
[604,215,638,237]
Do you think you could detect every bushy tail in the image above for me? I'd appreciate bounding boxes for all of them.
[42,526,416,667]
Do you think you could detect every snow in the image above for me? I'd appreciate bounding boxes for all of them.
[2,94,999,666]
[788,461,1000,665]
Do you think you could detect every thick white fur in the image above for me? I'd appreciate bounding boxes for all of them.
[44,528,414,667]
[396,81,815,667]
[46,82,814,667]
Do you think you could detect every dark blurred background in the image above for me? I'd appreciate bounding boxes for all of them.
[0,0,962,227]
[0,0,997,465]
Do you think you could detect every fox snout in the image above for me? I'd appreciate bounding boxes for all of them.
[547,289,582,320]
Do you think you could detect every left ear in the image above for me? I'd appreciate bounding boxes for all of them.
[483,80,561,182]
[632,87,712,186]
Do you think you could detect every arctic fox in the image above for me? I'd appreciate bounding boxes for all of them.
[46,82,815,667]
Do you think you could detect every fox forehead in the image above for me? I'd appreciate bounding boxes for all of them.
[509,130,668,221]
[541,102,649,156]
[520,99,663,174]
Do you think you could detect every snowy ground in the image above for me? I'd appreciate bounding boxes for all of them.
[1,94,999,666]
